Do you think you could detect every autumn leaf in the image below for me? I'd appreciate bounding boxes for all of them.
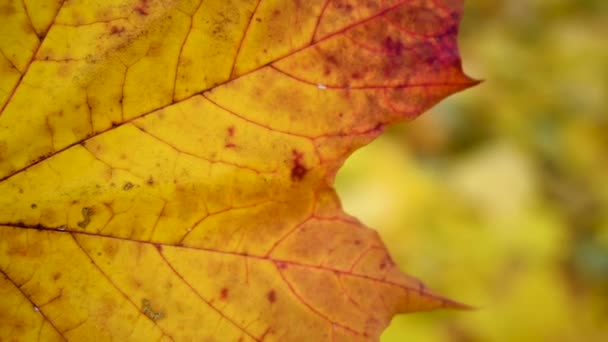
[0,0,476,340]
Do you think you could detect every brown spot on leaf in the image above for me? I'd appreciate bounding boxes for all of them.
[267,290,276,303]
[123,182,134,191]
[142,298,165,321]
[52,272,62,281]
[77,207,92,228]
[30,203,37,209]
[220,288,229,300]
[225,126,237,148]
[110,26,125,35]
[290,150,307,182]
[134,0,150,16]
[383,36,404,55]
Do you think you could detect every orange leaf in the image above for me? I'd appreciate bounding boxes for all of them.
[0,0,476,340]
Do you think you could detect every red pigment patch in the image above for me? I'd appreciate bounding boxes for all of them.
[220,288,229,300]
[267,290,276,303]
[110,26,125,35]
[225,126,236,148]
[383,36,404,56]
[134,0,150,16]
[290,150,307,182]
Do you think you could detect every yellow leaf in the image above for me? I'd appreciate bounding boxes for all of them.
[0,0,476,340]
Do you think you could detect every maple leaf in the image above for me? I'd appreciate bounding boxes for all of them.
[0,0,477,340]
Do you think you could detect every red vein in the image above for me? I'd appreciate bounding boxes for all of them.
[69,233,175,341]
[172,0,202,101]
[0,223,462,307]
[270,65,474,90]
[0,0,66,117]
[156,249,261,341]
[335,274,368,317]
[202,94,314,139]
[53,17,129,28]
[310,0,331,43]
[0,269,66,341]
[0,48,22,73]
[0,0,460,183]
[229,0,263,78]
[147,201,167,241]
[177,200,278,245]
[132,123,275,175]
[263,217,312,257]
[348,246,381,272]
[21,0,38,37]
[274,263,363,336]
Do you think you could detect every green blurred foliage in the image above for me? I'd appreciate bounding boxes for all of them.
[335,1,608,341]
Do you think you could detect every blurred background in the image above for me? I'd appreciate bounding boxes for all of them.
[335,0,608,341]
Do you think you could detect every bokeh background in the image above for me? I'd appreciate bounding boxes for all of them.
[335,1,608,341]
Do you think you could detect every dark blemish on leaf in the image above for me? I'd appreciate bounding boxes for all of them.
[146,177,154,186]
[353,239,361,245]
[77,207,91,229]
[255,17,262,22]
[290,150,307,182]
[123,182,134,191]
[154,243,162,252]
[267,290,276,303]
[142,299,165,321]
[325,54,339,66]
[383,36,404,56]
[30,203,37,209]
[225,126,237,148]
[110,26,125,35]
[52,272,61,281]
[337,3,354,12]
[134,0,150,16]
[220,288,229,300]
[276,262,288,270]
